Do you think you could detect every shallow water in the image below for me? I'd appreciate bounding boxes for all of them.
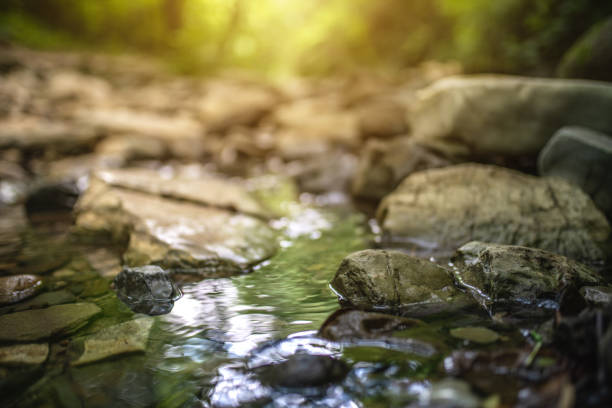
[5,204,532,408]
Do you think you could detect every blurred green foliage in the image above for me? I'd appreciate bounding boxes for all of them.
[1,0,611,76]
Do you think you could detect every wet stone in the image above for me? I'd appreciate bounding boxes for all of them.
[0,343,49,366]
[319,309,437,357]
[580,286,612,307]
[427,379,481,408]
[0,289,76,315]
[113,265,181,315]
[330,249,474,317]
[0,274,43,305]
[453,241,603,311]
[0,302,101,342]
[377,164,610,261]
[255,354,349,388]
[319,309,424,341]
[75,176,278,277]
[70,317,154,366]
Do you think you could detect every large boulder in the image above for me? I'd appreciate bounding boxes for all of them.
[74,172,278,277]
[453,241,603,311]
[352,138,451,201]
[538,126,612,220]
[330,249,473,316]
[558,17,612,82]
[409,76,612,164]
[113,265,180,315]
[377,164,610,262]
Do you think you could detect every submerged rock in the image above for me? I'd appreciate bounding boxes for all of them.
[74,175,278,277]
[319,309,423,341]
[255,354,349,388]
[0,303,101,341]
[352,138,451,201]
[538,127,612,220]
[113,265,180,315]
[453,241,602,310]
[377,164,610,261]
[330,250,473,316]
[0,274,43,305]
[409,75,612,164]
[427,379,481,408]
[0,343,49,366]
[0,290,75,315]
[70,317,154,366]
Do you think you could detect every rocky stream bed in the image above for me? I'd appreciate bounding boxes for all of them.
[1,47,612,408]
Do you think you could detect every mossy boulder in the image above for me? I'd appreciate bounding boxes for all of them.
[330,249,473,316]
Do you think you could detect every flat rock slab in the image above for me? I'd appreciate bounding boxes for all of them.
[0,343,49,366]
[454,241,602,309]
[95,168,271,219]
[377,164,610,262]
[410,75,612,161]
[0,303,101,342]
[0,274,43,305]
[113,265,180,315]
[319,309,424,341]
[75,177,278,276]
[330,249,473,316]
[538,126,612,220]
[0,290,76,315]
[0,118,98,154]
[70,317,154,366]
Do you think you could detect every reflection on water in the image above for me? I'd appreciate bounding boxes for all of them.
[152,207,369,406]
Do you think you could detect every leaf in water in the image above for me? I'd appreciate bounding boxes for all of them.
[450,327,500,344]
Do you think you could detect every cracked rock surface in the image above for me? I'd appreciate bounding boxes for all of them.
[453,241,603,310]
[377,164,610,262]
[74,172,278,277]
[330,249,474,316]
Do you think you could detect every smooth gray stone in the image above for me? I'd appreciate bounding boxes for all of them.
[539,126,612,220]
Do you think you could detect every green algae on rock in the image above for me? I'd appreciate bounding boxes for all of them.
[0,343,49,366]
[70,317,154,366]
[377,164,610,262]
[0,303,101,342]
[453,241,603,310]
[330,249,474,317]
